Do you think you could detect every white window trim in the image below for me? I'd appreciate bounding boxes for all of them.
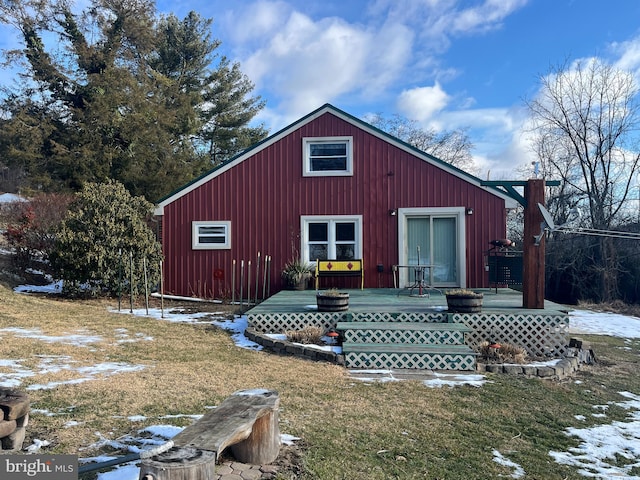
[397,207,466,287]
[192,221,231,250]
[300,215,363,262]
[302,136,353,177]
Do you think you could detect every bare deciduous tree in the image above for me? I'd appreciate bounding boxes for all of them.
[526,59,640,302]
[366,113,477,173]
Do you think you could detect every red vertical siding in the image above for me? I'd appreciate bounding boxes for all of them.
[161,111,507,297]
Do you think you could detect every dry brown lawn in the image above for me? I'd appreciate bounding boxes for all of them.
[0,284,349,455]
[2,283,640,479]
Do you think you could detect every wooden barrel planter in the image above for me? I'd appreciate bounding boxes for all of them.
[445,291,483,313]
[316,292,349,312]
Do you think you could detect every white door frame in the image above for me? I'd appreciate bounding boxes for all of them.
[396,207,466,288]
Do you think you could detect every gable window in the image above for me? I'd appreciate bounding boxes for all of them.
[301,215,362,262]
[192,221,231,249]
[303,137,353,176]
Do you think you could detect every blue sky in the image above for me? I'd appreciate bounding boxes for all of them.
[2,0,640,178]
[152,0,640,178]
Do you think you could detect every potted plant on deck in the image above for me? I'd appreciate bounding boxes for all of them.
[281,259,313,290]
[316,288,350,312]
[445,289,483,313]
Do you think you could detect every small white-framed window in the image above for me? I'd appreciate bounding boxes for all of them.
[303,137,353,177]
[192,221,231,250]
[301,215,362,262]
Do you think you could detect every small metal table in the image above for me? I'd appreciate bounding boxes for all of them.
[393,264,440,297]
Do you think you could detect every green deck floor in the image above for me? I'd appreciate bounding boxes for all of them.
[245,288,569,316]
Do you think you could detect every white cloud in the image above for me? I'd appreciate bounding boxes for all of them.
[396,83,450,122]
[240,7,413,118]
[368,0,529,51]
[221,0,292,45]
[399,103,535,180]
[450,0,529,34]
[611,34,640,79]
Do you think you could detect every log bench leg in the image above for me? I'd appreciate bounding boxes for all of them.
[139,447,216,480]
[230,402,280,464]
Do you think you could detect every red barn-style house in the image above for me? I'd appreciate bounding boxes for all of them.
[155,104,517,299]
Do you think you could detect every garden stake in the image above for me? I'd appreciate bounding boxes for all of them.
[266,255,271,298]
[129,251,134,313]
[239,260,244,309]
[143,256,149,315]
[255,251,261,304]
[117,248,122,312]
[231,259,236,306]
[262,254,269,301]
[160,260,164,319]
[247,260,252,307]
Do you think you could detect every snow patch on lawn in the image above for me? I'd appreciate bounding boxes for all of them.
[549,391,640,478]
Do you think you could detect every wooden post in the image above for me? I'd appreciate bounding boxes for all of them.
[523,179,546,309]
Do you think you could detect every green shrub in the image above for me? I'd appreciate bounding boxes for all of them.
[285,326,325,344]
[50,180,161,296]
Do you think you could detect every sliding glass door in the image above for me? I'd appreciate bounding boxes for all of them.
[404,213,460,286]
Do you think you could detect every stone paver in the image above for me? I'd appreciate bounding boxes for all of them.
[214,460,279,480]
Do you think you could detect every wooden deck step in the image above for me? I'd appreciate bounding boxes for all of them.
[336,321,471,332]
[347,312,450,323]
[341,343,478,371]
[337,321,470,345]
[342,343,476,354]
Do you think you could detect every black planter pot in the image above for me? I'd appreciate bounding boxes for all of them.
[285,275,309,290]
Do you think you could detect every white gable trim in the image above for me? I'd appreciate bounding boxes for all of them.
[326,109,519,209]
[155,104,517,215]
[154,106,334,215]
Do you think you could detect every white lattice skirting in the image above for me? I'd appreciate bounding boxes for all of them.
[248,312,340,333]
[345,352,477,370]
[343,329,466,345]
[247,311,570,357]
[247,311,447,332]
[458,312,569,357]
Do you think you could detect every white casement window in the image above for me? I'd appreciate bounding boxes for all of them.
[303,137,353,176]
[192,221,231,250]
[301,215,362,262]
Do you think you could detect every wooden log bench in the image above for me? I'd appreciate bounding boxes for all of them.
[315,259,364,290]
[139,389,280,480]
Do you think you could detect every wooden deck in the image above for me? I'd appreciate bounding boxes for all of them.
[246,287,569,316]
[245,288,572,368]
